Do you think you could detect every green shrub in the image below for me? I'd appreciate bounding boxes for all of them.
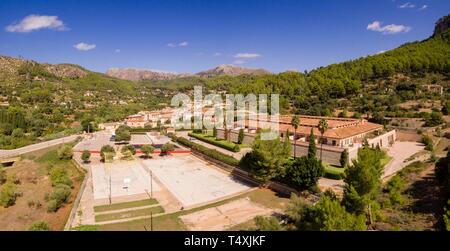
[28,221,49,231]
[385,176,405,205]
[47,184,72,212]
[46,199,58,212]
[140,145,155,158]
[100,145,116,162]
[173,136,239,166]
[121,145,136,159]
[81,150,91,163]
[0,168,6,185]
[0,182,18,208]
[421,135,434,151]
[49,167,73,187]
[160,143,175,154]
[57,145,73,160]
[188,132,240,152]
[254,216,282,231]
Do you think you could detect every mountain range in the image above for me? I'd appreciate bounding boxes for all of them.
[106,64,270,81]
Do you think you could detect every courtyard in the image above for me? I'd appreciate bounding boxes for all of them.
[141,155,253,207]
[91,161,160,205]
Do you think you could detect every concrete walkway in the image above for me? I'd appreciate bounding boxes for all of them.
[382,141,425,180]
[0,134,80,158]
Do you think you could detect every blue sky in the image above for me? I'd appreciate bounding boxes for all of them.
[0,0,448,73]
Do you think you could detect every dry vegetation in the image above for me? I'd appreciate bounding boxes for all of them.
[0,146,83,230]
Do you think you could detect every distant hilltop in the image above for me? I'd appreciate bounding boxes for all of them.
[105,64,271,81]
[434,14,450,37]
[195,64,270,78]
[106,68,192,81]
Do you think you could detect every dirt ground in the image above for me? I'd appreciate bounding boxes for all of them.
[180,197,274,230]
[0,156,83,230]
[374,162,446,231]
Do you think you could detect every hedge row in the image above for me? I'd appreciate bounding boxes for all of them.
[173,136,239,166]
[188,132,240,152]
[323,167,345,180]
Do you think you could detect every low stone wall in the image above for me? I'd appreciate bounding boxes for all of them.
[368,130,396,148]
[64,158,88,230]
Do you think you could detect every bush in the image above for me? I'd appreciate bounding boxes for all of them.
[188,132,240,152]
[121,145,136,160]
[49,167,73,187]
[424,111,444,127]
[140,145,155,158]
[173,136,239,166]
[57,145,73,160]
[0,182,18,208]
[421,135,434,151]
[385,176,405,205]
[47,199,58,212]
[100,145,116,162]
[0,168,6,185]
[160,143,175,155]
[254,216,282,231]
[47,184,72,212]
[28,221,49,231]
[81,150,91,163]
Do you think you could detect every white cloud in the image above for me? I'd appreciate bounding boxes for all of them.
[399,2,415,8]
[6,14,67,33]
[115,49,121,53]
[167,43,176,48]
[213,52,222,57]
[233,60,245,65]
[233,53,261,59]
[178,41,189,47]
[419,5,427,10]
[376,50,386,54]
[74,42,96,51]
[367,21,411,34]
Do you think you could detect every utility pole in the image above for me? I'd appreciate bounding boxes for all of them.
[108,163,112,205]
[150,211,153,231]
[150,169,153,198]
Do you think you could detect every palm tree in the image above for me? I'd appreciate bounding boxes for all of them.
[318,118,328,162]
[291,115,300,158]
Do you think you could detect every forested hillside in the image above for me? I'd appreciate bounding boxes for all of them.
[0,57,169,149]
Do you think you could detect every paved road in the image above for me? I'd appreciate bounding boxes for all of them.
[177,131,251,160]
[0,134,80,159]
[382,141,425,180]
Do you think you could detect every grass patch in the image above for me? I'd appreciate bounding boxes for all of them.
[95,206,165,222]
[99,188,288,230]
[396,161,427,178]
[323,163,346,180]
[188,132,240,152]
[94,199,159,213]
[380,155,394,167]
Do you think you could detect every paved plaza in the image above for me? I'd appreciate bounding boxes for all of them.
[142,155,252,207]
[91,161,160,205]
